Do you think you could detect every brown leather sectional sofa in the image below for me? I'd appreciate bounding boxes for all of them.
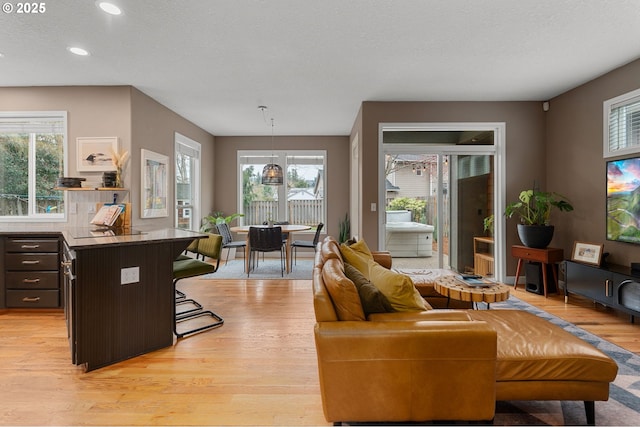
[312,237,618,425]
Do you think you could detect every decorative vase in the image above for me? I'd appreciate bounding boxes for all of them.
[517,224,554,249]
[115,167,122,188]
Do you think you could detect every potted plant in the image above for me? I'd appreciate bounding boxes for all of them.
[201,211,244,233]
[504,189,573,248]
[483,214,494,237]
[338,213,350,244]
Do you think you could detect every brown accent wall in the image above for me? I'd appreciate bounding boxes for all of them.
[547,57,640,267]
[357,101,545,274]
[214,136,349,238]
[130,88,214,228]
[0,86,132,179]
[0,86,214,229]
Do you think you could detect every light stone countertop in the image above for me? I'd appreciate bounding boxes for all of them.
[0,226,205,250]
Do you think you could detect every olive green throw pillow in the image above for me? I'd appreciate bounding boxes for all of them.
[344,263,394,315]
[367,259,428,312]
[339,239,374,278]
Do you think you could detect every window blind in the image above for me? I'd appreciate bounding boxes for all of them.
[176,141,199,159]
[604,89,640,157]
[0,115,65,134]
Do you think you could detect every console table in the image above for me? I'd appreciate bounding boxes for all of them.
[565,260,640,322]
[511,245,564,297]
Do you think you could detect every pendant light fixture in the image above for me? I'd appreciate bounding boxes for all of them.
[260,107,283,185]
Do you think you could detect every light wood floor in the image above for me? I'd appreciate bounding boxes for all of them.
[0,277,638,426]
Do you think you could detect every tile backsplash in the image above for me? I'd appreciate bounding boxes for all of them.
[66,190,130,228]
[0,190,131,233]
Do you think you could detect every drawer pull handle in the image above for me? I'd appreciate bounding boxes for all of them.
[22,297,41,303]
[22,278,41,284]
[21,244,40,249]
[21,260,40,265]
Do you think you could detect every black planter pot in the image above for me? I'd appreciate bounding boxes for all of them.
[517,224,555,249]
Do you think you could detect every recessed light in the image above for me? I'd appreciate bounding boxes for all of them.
[97,1,122,15]
[67,46,90,56]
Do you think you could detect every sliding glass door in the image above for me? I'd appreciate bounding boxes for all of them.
[380,124,505,280]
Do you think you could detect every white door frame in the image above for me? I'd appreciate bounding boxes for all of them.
[174,132,201,231]
[350,133,361,239]
[378,122,506,283]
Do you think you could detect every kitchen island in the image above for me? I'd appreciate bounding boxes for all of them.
[62,229,204,371]
[60,228,204,371]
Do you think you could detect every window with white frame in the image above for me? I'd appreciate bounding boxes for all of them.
[238,150,326,226]
[604,88,640,158]
[0,112,66,220]
[175,133,201,231]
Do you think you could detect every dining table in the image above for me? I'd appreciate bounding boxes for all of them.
[230,224,312,274]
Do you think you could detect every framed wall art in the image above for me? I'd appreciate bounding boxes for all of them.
[76,137,119,172]
[141,149,168,218]
[571,241,604,266]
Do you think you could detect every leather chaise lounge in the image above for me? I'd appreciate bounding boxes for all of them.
[312,236,618,425]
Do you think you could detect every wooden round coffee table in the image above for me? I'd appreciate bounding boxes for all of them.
[433,275,510,308]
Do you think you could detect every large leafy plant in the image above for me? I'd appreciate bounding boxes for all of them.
[504,189,573,225]
[201,211,244,232]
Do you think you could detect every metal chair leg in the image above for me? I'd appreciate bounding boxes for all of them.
[173,277,224,338]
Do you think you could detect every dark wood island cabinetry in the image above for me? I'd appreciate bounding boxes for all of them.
[61,228,204,371]
[1,233,62,309]
[2,228,204,372]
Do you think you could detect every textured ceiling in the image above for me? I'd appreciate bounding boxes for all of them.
[1,0,640,136]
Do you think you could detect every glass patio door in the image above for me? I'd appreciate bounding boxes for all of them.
[381,125,501,278]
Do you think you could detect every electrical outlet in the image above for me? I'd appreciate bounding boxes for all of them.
[121,267,140,284]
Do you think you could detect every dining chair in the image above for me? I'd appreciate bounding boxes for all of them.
[216,222,247,270]
[291,223,324,267]
[248,226,286,277]
[263,220,290,244]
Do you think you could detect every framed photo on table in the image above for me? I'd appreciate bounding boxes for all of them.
[76,137,118,172]
[141,149,168,218]
[571,241,604,266]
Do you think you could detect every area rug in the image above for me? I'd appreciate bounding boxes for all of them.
[489,296,640,426]
[201,258,314,280]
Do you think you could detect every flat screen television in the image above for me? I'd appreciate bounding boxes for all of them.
[607,155,640,243]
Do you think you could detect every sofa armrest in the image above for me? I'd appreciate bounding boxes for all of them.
[314,320,497,423]
[372,251,392,269]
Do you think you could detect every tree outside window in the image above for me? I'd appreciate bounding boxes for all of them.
[0,113,66,219]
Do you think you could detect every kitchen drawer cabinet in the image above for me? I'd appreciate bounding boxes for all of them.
[5,271,59,290]
[5,253,59,271]
[3,236,62,309]
[6,289,60,308]
[5,238,59,253]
